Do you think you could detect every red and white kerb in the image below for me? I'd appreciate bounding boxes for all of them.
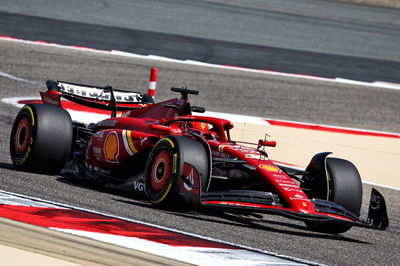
[147,68,158,99]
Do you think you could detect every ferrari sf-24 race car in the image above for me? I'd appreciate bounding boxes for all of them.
[10,70,389,234]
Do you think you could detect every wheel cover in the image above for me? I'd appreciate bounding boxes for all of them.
[14,117,31,155]
[150,149,172,193]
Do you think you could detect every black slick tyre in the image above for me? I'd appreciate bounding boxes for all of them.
[9,104,73,174]
[144,137,179,207]
[144,135,210,208]
[305,158,363,234]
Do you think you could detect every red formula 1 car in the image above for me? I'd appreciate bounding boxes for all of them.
[9,71,389,234]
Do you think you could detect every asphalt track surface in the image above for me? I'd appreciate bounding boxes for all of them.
[1,0,400,83]
[0,1,399,265]
[1,40,400,266]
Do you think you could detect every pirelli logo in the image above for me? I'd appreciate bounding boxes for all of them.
[172,153,177,174]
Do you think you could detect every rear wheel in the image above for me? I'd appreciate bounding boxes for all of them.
[303,157,362,234]
[10,104,73,174]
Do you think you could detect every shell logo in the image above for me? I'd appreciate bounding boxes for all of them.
[260,164,281,172]
[218,144,235,152]
[104,131,119,162]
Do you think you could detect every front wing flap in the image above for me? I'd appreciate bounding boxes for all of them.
[200,188,389,230]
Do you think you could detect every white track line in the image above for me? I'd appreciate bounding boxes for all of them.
[362,181,400,191]
[0,71,44,87]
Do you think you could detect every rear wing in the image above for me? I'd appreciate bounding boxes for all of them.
[57,81,144,103]
[40,68,158,117]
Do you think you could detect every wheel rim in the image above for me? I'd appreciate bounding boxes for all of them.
[150,149,171,193]
[14,116,30,155]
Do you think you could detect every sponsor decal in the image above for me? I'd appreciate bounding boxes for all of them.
[272,174,288,179]
[245,153,262,159]
[183,168,195,191]
[59,82,141,102]
[172,153,177,174]
[274,179,289,184]
[211,150,232,159]
[272,175,297,184]
[170,128,182,134]
[260,164,281,173]
[140,137,148,146]
[279,183,300,188]
[133,181,144,192]
[104,131,119,163]
[289,197,311,203]
[219,144,253,152]
[97,119,118,127]
[282,187,303,192]
[276,181,298,186]
[42,96,59,106]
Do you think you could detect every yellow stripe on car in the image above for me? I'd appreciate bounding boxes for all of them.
[126,130,138,153]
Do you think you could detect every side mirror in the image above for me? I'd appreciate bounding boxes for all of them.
[258,139,276,147]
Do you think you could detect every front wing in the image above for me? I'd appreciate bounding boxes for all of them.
[199,188,388,230]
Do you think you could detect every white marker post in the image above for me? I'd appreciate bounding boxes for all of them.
[147,68,158,99]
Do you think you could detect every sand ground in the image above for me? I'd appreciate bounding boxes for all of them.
[232,123,400,189]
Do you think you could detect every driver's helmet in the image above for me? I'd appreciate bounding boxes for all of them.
[188,122,217,140]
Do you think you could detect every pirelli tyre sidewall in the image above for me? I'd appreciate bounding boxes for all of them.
[9,104,73,174]
[144,137,181,206]
[305,157,363,234]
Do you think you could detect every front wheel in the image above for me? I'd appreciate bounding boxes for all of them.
[302,157,363,234]
[144,135,211,208]
[144,137,179,207]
